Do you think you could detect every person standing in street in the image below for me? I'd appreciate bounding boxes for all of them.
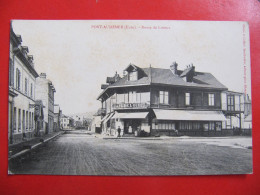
[117,126,121,138]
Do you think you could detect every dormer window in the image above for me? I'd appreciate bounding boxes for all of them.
[129,71,138,81]
[180,64,195,83]
[124,64,144,81]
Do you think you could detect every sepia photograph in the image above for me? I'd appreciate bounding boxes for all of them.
[8,20,252,175]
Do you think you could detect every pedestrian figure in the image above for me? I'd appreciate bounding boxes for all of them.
[117,126,121,138]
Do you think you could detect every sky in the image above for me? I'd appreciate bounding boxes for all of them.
[12,20,251,115]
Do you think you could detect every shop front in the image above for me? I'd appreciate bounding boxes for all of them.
[152,109,226,136]
[110,111,150,136]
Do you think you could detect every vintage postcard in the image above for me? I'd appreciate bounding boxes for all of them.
[8,20,252,175]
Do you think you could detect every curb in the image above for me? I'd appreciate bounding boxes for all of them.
[8,131,64,161]
[103,137,163,140]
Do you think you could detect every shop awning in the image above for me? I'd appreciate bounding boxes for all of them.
[112,112,149,119]
[153,109,226,121]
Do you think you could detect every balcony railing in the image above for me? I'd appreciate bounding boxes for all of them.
[222,103,244,112]
[112,103,149,109]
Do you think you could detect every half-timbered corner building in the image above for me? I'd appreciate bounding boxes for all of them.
[97,62,240,137]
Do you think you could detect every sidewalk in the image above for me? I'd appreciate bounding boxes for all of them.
[98,134,252,149]
[9,131,64,159]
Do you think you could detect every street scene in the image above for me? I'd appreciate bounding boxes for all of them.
[8,20,252,175]
[9,130,252,175]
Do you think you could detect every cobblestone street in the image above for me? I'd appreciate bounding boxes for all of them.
[9,130,252,175]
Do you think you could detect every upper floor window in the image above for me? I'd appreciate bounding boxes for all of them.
[25,78,28,95]
[159,91,169,104]
[129,71,137,81]
[30,83,33,98]
[9,59,14,87]
[129,91,137,103]
[227,95,235,111]
[208,93,215,106]
[16,68,21,90]
[185,93,190,106]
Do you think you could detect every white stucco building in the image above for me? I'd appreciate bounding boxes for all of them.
[9,26,38,144]
[35,73,56,134]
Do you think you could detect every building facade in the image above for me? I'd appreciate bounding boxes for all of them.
[9,26,39,144]
[35,73,56,134]
[54,104,62,131]
[97,63,239,137]
[60,115,71,130]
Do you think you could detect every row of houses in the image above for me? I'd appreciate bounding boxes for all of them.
[60,114,92,130]
[94,63,252,137]
[8,25,62,144]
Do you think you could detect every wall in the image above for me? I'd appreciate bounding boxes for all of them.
[10,49,37,143]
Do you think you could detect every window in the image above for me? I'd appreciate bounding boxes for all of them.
[216,122,221,131]
[208,93,215,106]
[32,113,34,128]
[227,95,235,111]
[9,59,14,87]
[159,91,169,104]
[16,68,21,90]
[22,110,25,131]
[136,92,141,103]
[129,91,137,103]
[18,109,21,131]
[26,111,28,130]
[25,78,28,95]
[30,83,33,98]
[209,122,215,130]
[129,71,138,81]
[13,107,17,131]
[141,92,150,103]
[185,93,190,106]
[29,112,31,129]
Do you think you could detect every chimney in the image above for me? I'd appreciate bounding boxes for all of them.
[28,55,34,68]
[114,71,120,82]
[21,46,29,55]
[170,61,178,75]
[40,73,47,78]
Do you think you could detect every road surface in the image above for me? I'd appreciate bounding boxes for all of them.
[9,130,252,175]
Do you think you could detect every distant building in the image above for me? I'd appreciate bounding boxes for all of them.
[243,94,252,129]
[34,100,45,136]
[35,73,56,134]
[91,109,103,133]
[8,25,39,144]
[54,104,62,131]
[60,115,71,130]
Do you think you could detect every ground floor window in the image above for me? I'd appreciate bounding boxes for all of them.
[179,121,192,130]
[209,122,215,131]
[26,111,28,130]
[216,122,222,131]
[22,110,25,132]
[13,107,17,131]
[178,121,221,131]
[152,121,176,130]
[18,109,21,131]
